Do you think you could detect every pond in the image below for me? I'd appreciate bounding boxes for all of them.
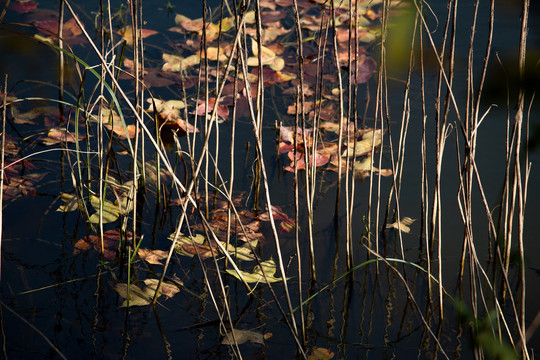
[0,0,539,358]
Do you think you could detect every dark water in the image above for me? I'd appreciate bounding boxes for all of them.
[1,0,539,358]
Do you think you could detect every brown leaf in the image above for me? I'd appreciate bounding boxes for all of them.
[42,128,85,145]
[138,248,169,265]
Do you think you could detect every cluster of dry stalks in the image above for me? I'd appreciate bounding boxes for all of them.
[0,0,534,358]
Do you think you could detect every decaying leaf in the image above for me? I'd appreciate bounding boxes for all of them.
[42,128,85,145]
[221,328,266,345]
[57,193,79,212]
[386,217,416,233]
[162,53,201,71]
[89,195,120,223]
[247,37,285,71]
[147,98,198,134]
[9,0,38,14]
[353,156,393,178]
[223,240,258,261]
[138,248,169,265]
[113,283,153,307]
[307,347,335,360]
[341,129,382,158]
[74,230,135,260]
[171,233,220,259]
[225,258,289,284]
[143,279,181,299]
[100,107,139,139]
[119,26,158,46]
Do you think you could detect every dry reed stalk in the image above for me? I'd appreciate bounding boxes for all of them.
[0,74,6,281]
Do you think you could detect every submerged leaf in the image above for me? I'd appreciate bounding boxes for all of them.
[221,329,265,345]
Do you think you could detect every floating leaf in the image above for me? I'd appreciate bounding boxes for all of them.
[73,230,135,260]
[162,53,200,71]
[222,240,258,261]
[138,248,169,265]
[42,128,85,145]
[386,217,416,233]
[195,98,229,119]
[171,233,220,259]
[88,195,120,223]
[119,26,158,46]
[73,239,92,254]
[356,56,377,83]
[247,38,285,71]
[341,129,382,157]
[57,193,79,212]
[143,279,181,299]
[307,347,335,360]
[113,283,153,307]
[9,0,38,14]
[221,329,266,345]
[148,98,198,134]
[173,13,204,32]
[226,258,289,284]
[353,156,393,178]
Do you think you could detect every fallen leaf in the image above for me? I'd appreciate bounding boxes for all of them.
[307,347,335,360]
[9,0,37,13]
[247,37,285,71]
[162,53,201,71]
[138,248,169,265]
[195,98,229,119]
[352,156,393,178]
[88,195,120,223]
[386,217,415,233]
[57,193,79,212]
[225,258,289,283]
[341,129,382,157]
[143,278,181,299]
[74,230,135,259]
[119,26,158,46]
[42,128,85,145]
[221,329,265,345]
[113,283,153,307]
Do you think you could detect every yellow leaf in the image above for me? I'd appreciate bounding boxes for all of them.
[386,217,416,233]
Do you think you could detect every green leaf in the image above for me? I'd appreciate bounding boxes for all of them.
[57,193,79,212]
[89,195,120,223]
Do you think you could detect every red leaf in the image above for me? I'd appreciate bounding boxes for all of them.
[9,0,37,14]
[195,98,229,119]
